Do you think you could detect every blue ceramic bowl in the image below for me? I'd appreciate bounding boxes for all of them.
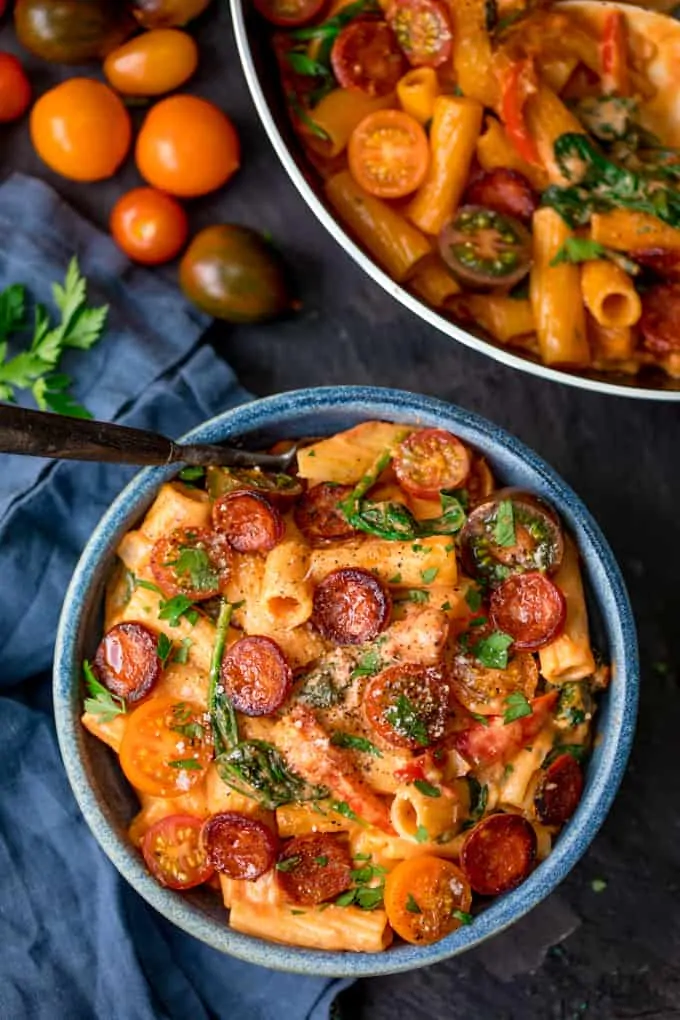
[53,387,638,977]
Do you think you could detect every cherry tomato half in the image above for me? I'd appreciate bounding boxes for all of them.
[150,526,232,600]
[387,0,452,69]
[331,20,407,97]
[120,696,213,798]
[439,205,532,288]
[253,0,325,25]
[384,856,472,944]
[394,428,471,499]
[449,633,539,716]
[0,53,31,123]
[490,572,566,651]
[142,814,214,889]
[348,109,429,199]
[110,188,189,265]
[363,663,451,749]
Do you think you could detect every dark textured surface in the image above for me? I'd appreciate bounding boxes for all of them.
[1,4,679,1018]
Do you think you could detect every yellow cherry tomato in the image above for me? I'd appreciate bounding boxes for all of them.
[30,78,131,182]
[103,28,198,96]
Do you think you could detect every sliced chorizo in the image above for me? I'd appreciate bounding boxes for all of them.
[535,753,584,826]
[220,636,292,716]
[640,282,680,355]
[212,489,284,553]
[312,568,391,644]
[93,621,160,702]
[201,812,278,880]
[293,482,357,545]
[461,813,537,895]
[275,833,352,905]
[490,572,566,651]
[464,168,538,223]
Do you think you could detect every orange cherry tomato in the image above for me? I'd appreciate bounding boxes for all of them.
[136,95,240,197]
[110,187,189,265]
[0,53,31,123]
[348,109,429,199]
[30,79,131,182]
[142,814,214,890]
[384,856,472,944]
[120,696,213,797]
[393,428,471,498]
[104,28,198,96]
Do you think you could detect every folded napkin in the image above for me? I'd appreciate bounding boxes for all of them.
[0,173,350,1020]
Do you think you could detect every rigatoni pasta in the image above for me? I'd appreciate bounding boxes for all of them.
[82,421,605,952]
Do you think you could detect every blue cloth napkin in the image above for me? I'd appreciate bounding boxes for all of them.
[0,173,350,1020]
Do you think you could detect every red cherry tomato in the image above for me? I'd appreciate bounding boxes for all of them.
[394,428,471,499]
[453,691,559,766]
[535,753,584,825]
[640,282,680,355]
[0,52,31,123]
[201,812,279,879]
[294,482,358,545]
[464,168,538,224]
[110,187,189,266]
[387,0,452,68]
[490,572,566,651]
[220,635,292,716]
[253,0,325,25]
[331,20,407,97]
[275,833,352,904]
[312,567,391,644]
[461,813,537,895]
[363,663,451,749]
[212,489,284,553]
[142,814,214,890]
[93,621,160,703]
[150,526,231,600]
[348,109,429,199]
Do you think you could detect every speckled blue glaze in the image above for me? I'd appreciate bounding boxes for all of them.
[54,387,638,978]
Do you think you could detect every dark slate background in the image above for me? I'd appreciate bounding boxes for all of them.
[1,4,678,1018]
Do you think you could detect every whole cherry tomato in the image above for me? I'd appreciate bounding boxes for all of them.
[136,95,240,197]
[0,53,31,123]
[104,28,198,96]
[110,187,189,265]
[30,78,131,182]
[131,0,212,27]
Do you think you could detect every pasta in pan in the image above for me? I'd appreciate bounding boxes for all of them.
[82,421,607,951]
[262,0,680,382]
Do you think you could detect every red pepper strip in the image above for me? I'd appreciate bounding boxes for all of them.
[600,10,629,96]
[499,59,542,168]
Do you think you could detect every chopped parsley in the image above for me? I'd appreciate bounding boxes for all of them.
[156,632,174,667]
[330,800,364,825]
[452,910,473,925]
[421,566,439,584]
[172,637,193,665]
[314,856,329,867]
[566,707,586,726]
[330,731,383,757]
[168,758,203,770]
[158,595,199,627]
[414,779,441,798]
[503,691,533,724]
[136,577,162,593]
[335,890,356,907]
[276,856,301,872]
[441,601,452,611]
[169,702,205,744]
[465,587,483,613]
[384,694,429,747]
[389,572,403,584]
[290,909,306,915]
[470,712,490,727]
[82,660,126,722]
[167,545,219,593]
[414,825,430,844]
[550,237,607,266]
[337,857,387,910]
[406,893,422,914]
[544,743,589,767]
[474,630,513,669]
[467,777,488,821]
[502,763,515,781]
[591,878,607,893]
[494,500,516,548]
[398,589,430,605]
[350,649,383,681]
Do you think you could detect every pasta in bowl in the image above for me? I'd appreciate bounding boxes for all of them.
[54,388,638,975]
[232,0,680,397]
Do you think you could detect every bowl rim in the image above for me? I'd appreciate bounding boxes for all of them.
[53,386,639,977]
[229,0,680,402]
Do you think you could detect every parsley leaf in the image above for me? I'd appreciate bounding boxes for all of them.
[172,637,193,665]
[330,731,383,757]
[157,632,174,667]
[389,572,403,584]
[470,712,490,727]
[503,763,515,780]
[494,500,516,547]
[452,910,473,925]
[335,890,356,907]
[414,825,430,844]
[82,660,126,722]
[315,856,329,866]
[168,758,203,770]
[414,779,441,798]
[330,800,364,824]
[136,577,162,593]
[398,589,430,605]
[168,545,219,593]
[276,856,301,872]
[158,595,199,627]
[465,587,483,613]
[591,878,607,893]
[385,694,430,747]
[503,691,533,724]
[474,630,513,669]
[350,649,383,680]
[550,237,607,266]
[467,777,488,821]
[421,566,439,584]
[406,893,422,914]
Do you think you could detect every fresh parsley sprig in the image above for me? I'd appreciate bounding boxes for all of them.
[0,258,108,419]
[82,660,126,722]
